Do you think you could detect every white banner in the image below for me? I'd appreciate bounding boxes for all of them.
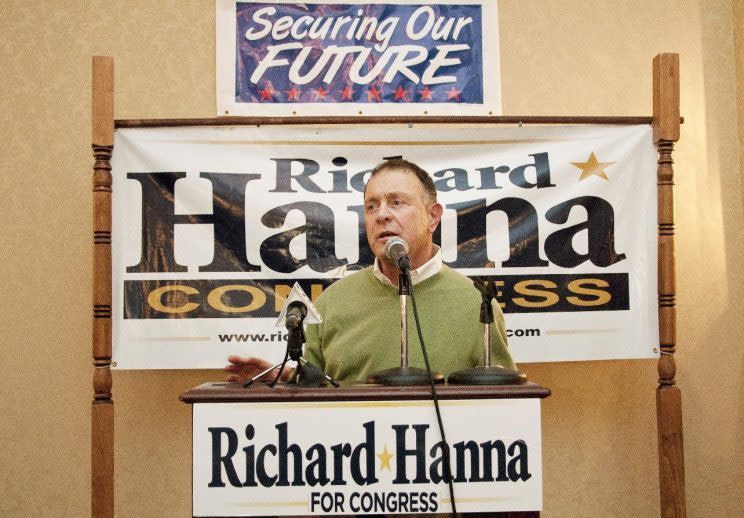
[111,124,659,369]
[193,398,542,515]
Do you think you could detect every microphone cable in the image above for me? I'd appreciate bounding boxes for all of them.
[269,348,290,387]
[407,269,458,517]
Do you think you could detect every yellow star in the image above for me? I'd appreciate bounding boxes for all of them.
[570,152,615,181]
[377,445,393,471]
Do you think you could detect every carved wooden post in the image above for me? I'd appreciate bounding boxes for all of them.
[653,53,685,518]
[92,55,114,518]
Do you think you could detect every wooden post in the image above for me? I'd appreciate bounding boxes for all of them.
[92,55,114,518]
[653,53,685,518]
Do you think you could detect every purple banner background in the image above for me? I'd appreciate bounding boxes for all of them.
[235,3,484,104]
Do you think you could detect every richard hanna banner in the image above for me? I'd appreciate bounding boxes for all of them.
[111,124,658,369]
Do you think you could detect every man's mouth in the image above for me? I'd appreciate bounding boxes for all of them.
[377,231,398,240]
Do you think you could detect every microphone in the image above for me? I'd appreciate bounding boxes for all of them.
[285,301,307,329]
[243,283,338,388]
[385,236,411,270]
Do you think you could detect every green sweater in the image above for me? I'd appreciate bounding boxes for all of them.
[304,266,515,385]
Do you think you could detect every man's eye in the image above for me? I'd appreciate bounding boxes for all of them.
[392,199,403,206]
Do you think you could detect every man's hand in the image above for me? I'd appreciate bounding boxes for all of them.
[224,355,293,384]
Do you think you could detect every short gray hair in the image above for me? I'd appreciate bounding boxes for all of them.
[365,159,437,205]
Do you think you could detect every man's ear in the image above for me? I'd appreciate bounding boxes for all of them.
[428,202,444,232]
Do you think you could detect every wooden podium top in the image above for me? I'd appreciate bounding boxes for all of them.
[180,382,550,404]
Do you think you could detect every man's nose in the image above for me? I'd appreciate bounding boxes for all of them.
[375,202,392,221]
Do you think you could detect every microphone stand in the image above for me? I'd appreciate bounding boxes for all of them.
[448,279,524,385]
[286,319,340,387]
[367,267,444,386]
[244,304,339,388]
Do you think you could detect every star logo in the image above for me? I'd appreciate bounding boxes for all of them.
[419,86,433,101]
[367,86,382,102]
[285,85,300,101]
[315,86,328,100]
[393,85,409,101]
[259,85,276,101]
[377,445,393,471]
[341,85,355,100]
[570,152,616,181]
[446,86,462,101]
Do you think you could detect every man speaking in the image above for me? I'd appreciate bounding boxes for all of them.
[226,159,515,384]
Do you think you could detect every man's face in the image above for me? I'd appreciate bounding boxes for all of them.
[363,168,442,269]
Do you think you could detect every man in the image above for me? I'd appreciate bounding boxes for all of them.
[225,159,515,384]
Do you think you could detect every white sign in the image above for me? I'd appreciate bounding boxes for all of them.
[193,398,542,515]
[111,124,659,368]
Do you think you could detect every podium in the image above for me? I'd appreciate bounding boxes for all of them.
[181,382,550,517]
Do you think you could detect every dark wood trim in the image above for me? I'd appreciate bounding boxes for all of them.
[653,53,686,518]
[91,55,114,518]
[115,115,670,128]
[180,382,551,404]
[96,51,688,518]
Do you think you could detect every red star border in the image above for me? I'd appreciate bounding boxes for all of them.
[314,86,329,100]
[446,86,462,101]
[259,86,275,101]
[393,85,410,101]
[260,82,466,103]
[341,85,355,100]
[285,85,300,101]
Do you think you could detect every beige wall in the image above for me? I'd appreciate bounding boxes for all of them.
[1,1,742,516]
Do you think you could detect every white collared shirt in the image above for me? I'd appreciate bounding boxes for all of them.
[372,245,443,287]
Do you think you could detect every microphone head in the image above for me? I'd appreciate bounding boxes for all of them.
[287,300,308,318]
[274,282,323,328]
[285,301,307,329]
[384,236,409,262]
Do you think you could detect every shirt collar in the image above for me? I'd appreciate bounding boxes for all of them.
[372,245,442,287]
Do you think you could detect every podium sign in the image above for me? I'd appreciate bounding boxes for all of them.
[191,395,542,516]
